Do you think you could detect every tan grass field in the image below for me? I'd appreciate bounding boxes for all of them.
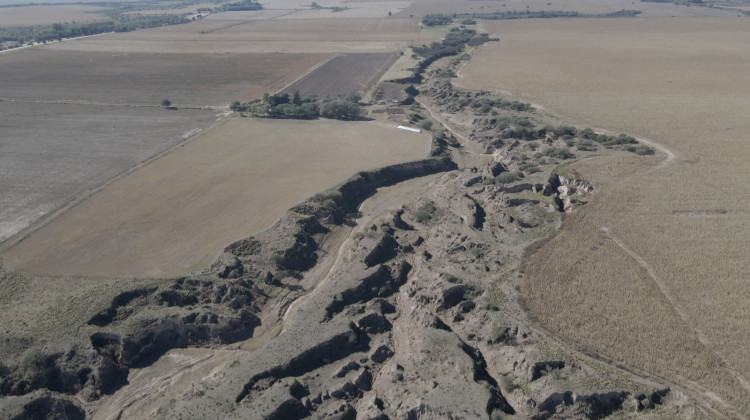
[2,117,430,279]
[0,5,109,27]
[44,17,440,54]
[456,18,750,416]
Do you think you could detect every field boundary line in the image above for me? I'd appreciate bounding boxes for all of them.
[275,54,341,94]
[601,227,750,404]
[0,112,233,256]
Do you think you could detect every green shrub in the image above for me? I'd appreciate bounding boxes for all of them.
[627,144,655,155]
[469,247,484,259]
[518,162,541,174]
[443,273,461,283]
[541,147,575,159]
[414,202,437,223]
[495,171,524,184]
[491,324,510,342]
[499,374,517,392]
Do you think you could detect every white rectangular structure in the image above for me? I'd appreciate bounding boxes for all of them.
[396,125,422,133]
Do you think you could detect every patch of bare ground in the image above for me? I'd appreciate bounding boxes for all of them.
[457,17,750,416]
[2,117,431,278]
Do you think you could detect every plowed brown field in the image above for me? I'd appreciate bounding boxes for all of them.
[0,49,330,107]
[457,18,750,416]
[281,53,398,97]
[2,117,430,279]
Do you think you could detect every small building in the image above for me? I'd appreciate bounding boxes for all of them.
[396,125,422,133]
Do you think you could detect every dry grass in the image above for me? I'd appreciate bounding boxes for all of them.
[395,0,736,18]
[44,17,440,54]
[2,117,430,279]
[0,5,109,27]
[457,18,750,416]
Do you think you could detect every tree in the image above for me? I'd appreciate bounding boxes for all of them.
[405,85,419,97]
[346,91,361,104]
[292,91,302,106]
[161,99,172,108]
[320,99,360,119]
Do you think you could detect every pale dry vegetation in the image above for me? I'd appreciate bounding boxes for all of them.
[458,17,750,416]
[0,5,109,27]
[3,117,430,278]
[45,17,441,54]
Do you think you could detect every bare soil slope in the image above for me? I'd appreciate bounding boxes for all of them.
[2,118,430,278]
[457,17,750,416]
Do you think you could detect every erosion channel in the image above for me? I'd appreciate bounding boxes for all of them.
[0,45,700,419]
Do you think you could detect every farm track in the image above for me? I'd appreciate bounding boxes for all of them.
[601,227,750,417]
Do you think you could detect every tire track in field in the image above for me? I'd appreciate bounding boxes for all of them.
[601,226,750,408]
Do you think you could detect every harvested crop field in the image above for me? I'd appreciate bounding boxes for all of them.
[44,18,440,54]
[0,5,109,27]
[395,0,737,18]
[457,17,750,416]
[0,102,221,243]
[0,48,330,106]
[2,117,431,279]
[281,53,397,97]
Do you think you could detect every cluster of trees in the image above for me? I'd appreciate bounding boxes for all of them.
[231,92,362,120]
[421,13,453,26]
[309,2,348,12]
[470,9,641,20]
[576,128,637,146]
[412,29,489,58]
[391,28,495,84]
[455,96,530,114]
[0,0,239,47]
[215,0,262,12]
[0,13,189,47]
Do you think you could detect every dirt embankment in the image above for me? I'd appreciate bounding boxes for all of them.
[0,156,456,419]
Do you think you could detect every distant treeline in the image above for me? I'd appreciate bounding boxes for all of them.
[421,13,453,26]
[0,14,190,47]
[231,92,362,120]
[214,0,262,12]
[468,9,642,19]
[0,0,263,49]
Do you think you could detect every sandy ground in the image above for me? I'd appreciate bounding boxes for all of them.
[456,17,750,415]
[2,117,431,279]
